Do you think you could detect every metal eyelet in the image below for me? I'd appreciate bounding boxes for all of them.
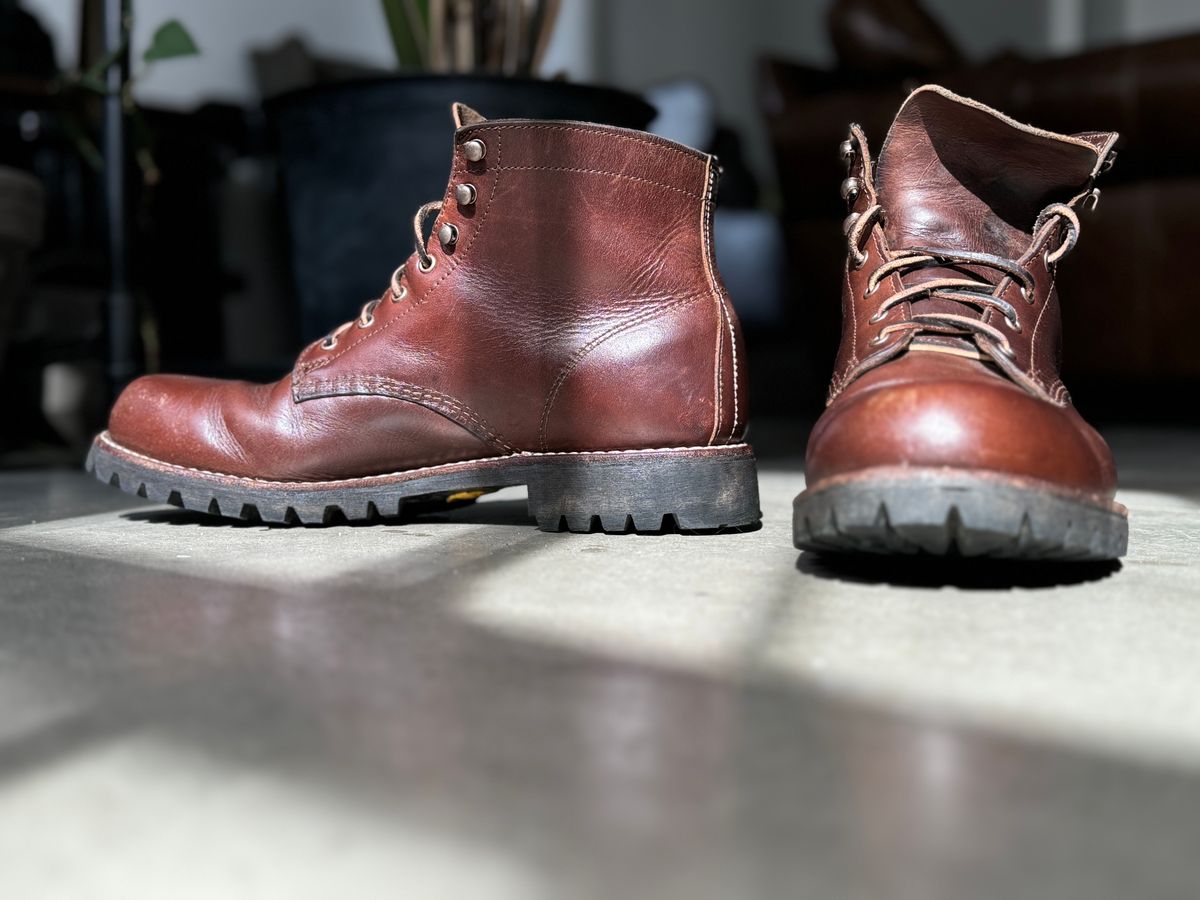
[851,251,868,271]
[864,282,880,299]
[418,254,437,273]
[839,138,857,164]
[868,308,886,323]
[321,337,338,350]
[391,284,408,302]
[455,183,477,206]
[840,177,861,202]
[463,139,486,162]
[869,333,889,346]
[357,314,375,329]
[842,212,860,236]
[1020,285,1033,304]
[438,223,458,251]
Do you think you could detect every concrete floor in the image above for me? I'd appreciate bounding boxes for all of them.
[1,427,1198,899]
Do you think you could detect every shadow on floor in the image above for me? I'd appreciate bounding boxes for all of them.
[121,500,763,536]
[121,497,539,529]
[795,551,1122,590]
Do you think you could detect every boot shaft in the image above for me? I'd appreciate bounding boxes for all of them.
[832,85,1117,404]
[295,110,747,453]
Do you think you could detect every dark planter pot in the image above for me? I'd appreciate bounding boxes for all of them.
[268,75,656,342]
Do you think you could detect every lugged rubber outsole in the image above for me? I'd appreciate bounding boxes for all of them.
[793,466,1128,560]
[87,433,761,534]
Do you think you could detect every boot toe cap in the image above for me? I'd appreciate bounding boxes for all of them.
[106,374,248,473]
[806,372,1118,498]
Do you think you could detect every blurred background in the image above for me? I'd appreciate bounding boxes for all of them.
[1,0,1199,462]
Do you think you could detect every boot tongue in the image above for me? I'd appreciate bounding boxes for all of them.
[874,85,1110,261]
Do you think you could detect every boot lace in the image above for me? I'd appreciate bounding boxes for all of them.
[846,202,1082,360]
[320,200,445,350]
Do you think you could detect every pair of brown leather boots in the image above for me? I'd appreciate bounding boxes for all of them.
[89,85,1128,561]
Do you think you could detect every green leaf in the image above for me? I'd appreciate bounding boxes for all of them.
[143,20,199,63]
[381,0,429,69]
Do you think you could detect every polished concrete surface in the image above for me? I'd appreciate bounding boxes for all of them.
[1,428,1199,899]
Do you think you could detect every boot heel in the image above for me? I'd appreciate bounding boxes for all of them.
[525,445,760,533]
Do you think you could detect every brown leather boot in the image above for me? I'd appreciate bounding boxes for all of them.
[794,85,1127,559]
[89,104,759,532]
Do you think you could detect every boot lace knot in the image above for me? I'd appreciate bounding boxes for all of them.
[847,202,1081,361]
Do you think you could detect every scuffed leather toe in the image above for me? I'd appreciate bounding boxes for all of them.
[107,374,255,474]
[806,354,1118,498]
[106,372,498,481]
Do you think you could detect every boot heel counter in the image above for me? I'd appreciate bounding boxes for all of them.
[537,155,745,452]
[536,293,731,452]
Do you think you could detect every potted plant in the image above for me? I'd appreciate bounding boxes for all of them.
[267,0,655,341]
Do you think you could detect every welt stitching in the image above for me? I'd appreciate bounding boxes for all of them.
[536,291,709,450]
[302,131,503,376]
[491,165,702,199]
[99,432,750,486]
[301,375,514,451]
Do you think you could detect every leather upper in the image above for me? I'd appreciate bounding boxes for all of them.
[107,108,746,480]
[809,85,1121,498]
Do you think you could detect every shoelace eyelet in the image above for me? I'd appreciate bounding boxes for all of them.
[391,284,408,302]
[321,337,338,350]
[357,315,375,329]
[839,137,857,164]
[455,183,477,206]
[418,254,437,273]
[463,139,486,162]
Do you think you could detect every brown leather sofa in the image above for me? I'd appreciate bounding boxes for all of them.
[760,15,1200,419]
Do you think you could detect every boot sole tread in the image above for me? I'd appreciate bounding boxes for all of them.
[88,433,761,534]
